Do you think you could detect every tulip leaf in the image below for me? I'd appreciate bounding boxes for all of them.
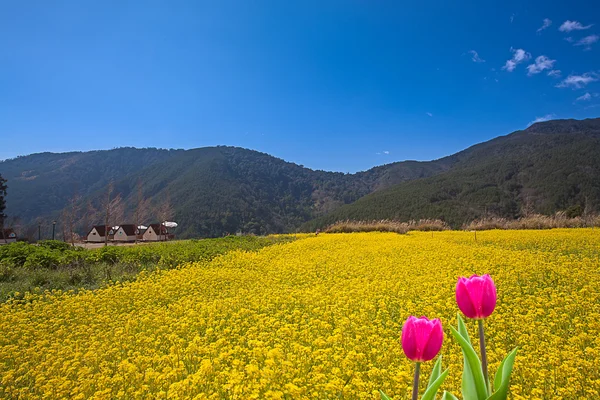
[427,355,443,389]
[450,326,488,400]
[379,390,392,400]
[442,391,460,400]
[457,313,472,345]
[486,347,518,400]
[422,368,449,400]
[454,315,479,400]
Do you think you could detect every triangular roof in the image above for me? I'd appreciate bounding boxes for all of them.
[119,224,137,236]
[87,225,108,237]
[0,229,16,240]
[148,223,168,234]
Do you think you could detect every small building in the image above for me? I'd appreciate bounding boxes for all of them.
[86,225,109,243]
[114,224,137,242]
[0,229,17,244]
[135,226,147,241]
[143,223,169,241]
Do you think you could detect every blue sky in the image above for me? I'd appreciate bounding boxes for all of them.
[1,1,599,172]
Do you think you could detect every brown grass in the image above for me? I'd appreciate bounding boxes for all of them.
[463,212,600,231]
[324,219,449,234]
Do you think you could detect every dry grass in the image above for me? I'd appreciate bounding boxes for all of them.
[324,219,449,234]
[464,212,600,231]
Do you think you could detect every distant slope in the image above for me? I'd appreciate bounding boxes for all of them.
[4,117,599,238]
[0,148,181,224]
[0,147,448,238]
[302,118,600,230]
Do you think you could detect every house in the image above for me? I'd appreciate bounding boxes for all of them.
[0,228,17,244]
[135,226,147,241]
[86,225,110,242]
[143,223,170,241]
[113,224,137,242]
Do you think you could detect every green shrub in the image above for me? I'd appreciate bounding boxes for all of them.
[37,240,73,252]
[94,247,120,264]
[0,260,14,282]
[0,242,36,267]
[23,250,62,270]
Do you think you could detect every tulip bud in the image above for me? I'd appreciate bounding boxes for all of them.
[401,316,444,362]
[455,274,497,319]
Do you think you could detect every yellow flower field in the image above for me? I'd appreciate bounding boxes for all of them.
[1,230,599,399]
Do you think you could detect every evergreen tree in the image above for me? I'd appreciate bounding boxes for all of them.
[0,174,7,228]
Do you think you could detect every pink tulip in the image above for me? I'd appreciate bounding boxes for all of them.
[401,316,444,362]
[456,274,497,319]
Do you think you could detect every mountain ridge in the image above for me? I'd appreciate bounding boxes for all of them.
[302,117,600,230]
[1,117,599,238]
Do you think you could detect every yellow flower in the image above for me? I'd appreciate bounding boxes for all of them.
[0,229,598,399]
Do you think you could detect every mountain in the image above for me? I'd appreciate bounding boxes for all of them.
[302,118,600,230]
[3,117,599,238]
[0,146,448,238]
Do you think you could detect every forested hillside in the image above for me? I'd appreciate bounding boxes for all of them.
[0,146,447,238]
[302,118,600,230]
[3,118,599,238]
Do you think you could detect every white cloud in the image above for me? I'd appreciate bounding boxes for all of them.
[502,48,531,72]
[383,151,390,155]
[574,34,599,50]
[537,18,552,33]
[526,56,556,76]
[468,50,485,63]
[576,92,592,101]
[559,20,593,32]
[547,70,561,78]
[426,112,433,117]
[510,14,515,23]
[528,114,555,127]
[556,72,599,89]
[564,37,574,43]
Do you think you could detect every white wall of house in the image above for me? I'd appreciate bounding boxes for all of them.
[87,227,105,242]
[142,226,165,241]
[114,227,136,242]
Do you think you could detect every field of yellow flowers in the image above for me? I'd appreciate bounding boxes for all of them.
[1,229,599,399]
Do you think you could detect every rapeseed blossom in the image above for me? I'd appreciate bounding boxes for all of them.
[0,229,599,399]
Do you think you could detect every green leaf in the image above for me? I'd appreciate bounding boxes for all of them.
[427,355,443,389]
[450,326,488,400]
[441,391,460,400]
[487,347,518,400]
[422,368,450,400]
[379,390,393,400]
[456,314,478,400]
[457,313,472,345]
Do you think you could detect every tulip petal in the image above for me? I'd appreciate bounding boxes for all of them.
[421,319,444,361]
[401,316,419,361]
[457,274,497,319]
[480,275,497,318]
[456,278,477,319]
[401,316,443,362]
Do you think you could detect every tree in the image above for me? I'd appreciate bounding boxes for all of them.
[101,182,124,247]
[156,194,174,241]
[134,179,151,238]
[63,188,81,245]
[0,174,7,230]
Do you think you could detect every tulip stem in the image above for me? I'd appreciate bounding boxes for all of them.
[478,320,490,394]
[412,362,421,400]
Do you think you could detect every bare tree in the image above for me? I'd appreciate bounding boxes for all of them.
[156,194,174,241]
[101,182,124,247]
[134,179,151,239]
[80,199,96,238]
[5,215,22,241]
[583,196,594,228]
[64,188,81,246]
